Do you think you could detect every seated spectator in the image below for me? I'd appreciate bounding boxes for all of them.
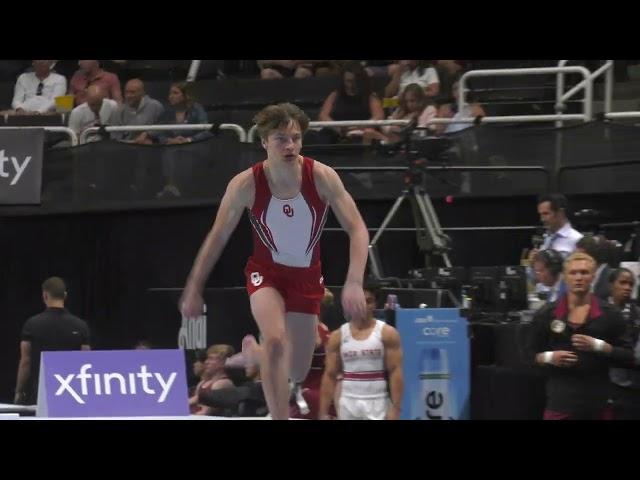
[9,60,67,114]
[191,344,235,416]
[435,60,467,99]
[363,60,400,78]
[112,78,164,143]
[150,82,213,198]
[293,60,340,77]
[385,60,440,98]
[318,61,384,143]
[257,60,337,79]
[69,60,123,106]
[362,83,437,145]
[435,80,486,135]
[146,81,211,145]
[68,85,119,141]
[199,346,267,417]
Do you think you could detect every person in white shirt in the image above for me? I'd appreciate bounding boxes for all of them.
[527,194,583,290]
[385,60,440,98]
[11,60,67,114]
[529,194,583,259]
[319,284,404,420]
[68,85,118,142]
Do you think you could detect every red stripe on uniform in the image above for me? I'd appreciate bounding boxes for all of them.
[343,371,385,381]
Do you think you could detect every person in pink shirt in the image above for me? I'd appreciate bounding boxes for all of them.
[69,60,122,106]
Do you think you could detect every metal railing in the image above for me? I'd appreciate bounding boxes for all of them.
[247,119,412,143]
[247,113,590,144]
[556,60,613,127]
[187,60,201,82]
[0,126,78,146]
[79,123,246,144]
[557,158,640,190]
[459,66,594,126]
[332,164,552,191]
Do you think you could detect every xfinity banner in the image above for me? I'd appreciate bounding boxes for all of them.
[0,128,44,205]
[36,349,189,418]
[397,308,470,420]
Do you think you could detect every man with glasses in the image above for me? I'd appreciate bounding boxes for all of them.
[10,60,67,114]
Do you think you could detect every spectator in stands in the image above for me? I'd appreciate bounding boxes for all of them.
[362,83,437,145]
[112,78,164,143]
[435,80,486,135]
[362,60,400,78]
[258,60,338,79]
[199,348,267,417]
[147,81,210,145]
[384,60,440,99]
[146,82,213,198]
[318,61,384,143]
[525,252,632,420]
[532,249,566,303]
[191,344,235,416]
[607,268,640,419]
[68,85,119,141]
[9,60,67,114]
[435,61,467,100]
[69,60,123,106]
[576,234,612,300]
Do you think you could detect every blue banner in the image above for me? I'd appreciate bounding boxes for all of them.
[397,308,470,420]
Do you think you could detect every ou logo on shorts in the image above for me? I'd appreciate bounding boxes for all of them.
[251,272,264,287]
[283,204,294,217]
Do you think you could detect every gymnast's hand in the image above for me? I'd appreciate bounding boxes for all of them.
[341,280,367,322]
[180,287,204,318]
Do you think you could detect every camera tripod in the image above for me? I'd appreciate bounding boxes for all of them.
[368,181,452,279]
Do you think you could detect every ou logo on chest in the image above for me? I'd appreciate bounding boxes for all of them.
[283,204,294,217]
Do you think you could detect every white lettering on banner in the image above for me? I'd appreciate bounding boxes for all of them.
[422,326,451,337]
[53,363,177,404]
[415,316,435,324]
[0,149,32,186]
[178,311,207,350]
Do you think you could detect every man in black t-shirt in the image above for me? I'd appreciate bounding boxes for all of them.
[14,277,90,405]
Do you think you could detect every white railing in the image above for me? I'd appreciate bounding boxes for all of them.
[79,123,246,144]
[556,60,614,127]
[248,119,413,143]
[0,126,78,146]
[459,66,594,127]
[187,60,201,82]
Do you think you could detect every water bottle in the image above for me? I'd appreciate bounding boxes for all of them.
[461,285,471,309]
[416,348,456,420]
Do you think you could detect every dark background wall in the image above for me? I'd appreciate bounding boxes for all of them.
[1,192,638,402]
